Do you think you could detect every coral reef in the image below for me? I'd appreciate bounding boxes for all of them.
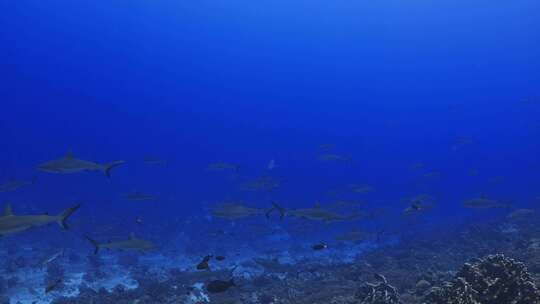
[36,215,540,304]
[424,254,540,304]
[355,274,401,304]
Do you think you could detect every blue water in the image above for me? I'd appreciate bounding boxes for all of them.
[1,0,539,302]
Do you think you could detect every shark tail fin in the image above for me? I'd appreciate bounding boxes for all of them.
[266,202,285,220]
[103,161,125,178]
[84,235,100,255]
[57,204,81,230]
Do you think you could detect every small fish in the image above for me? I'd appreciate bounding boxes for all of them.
[348,184,374,194]
[451,137,474,151]
[85,233,155,254]
[267,159,276,170]
[423,171,441,179]
[404,203,424,214]
[37,150,124,177]
[318,144,335,151]
[403,194,436,214]
[135,217,144,225]
[125,191,156,201]
[318,154,351,162]
[409,162,425,171]
[207,162,240,172]
[312,243,328,251]
[197,255,212,270]
[143,157,167,166]
[206,278,235,293]
[45,279,62,294]
[215,255,226,261]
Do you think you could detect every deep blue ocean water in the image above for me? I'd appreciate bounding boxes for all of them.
[0,0,539,302]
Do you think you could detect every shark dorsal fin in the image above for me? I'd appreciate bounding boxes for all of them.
[4,204,13,216]
[314,201,321,209]
[480,193,487,199]
[65,150,74,159]
[129,233,136,240]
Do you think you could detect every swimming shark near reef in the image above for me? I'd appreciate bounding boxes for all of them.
[143,156,167,166]
[463,195,510,209]
[206,162,240,172]
[0,177,36,193]
[266,202,362,223]
[124,191,157,201]
[85,233,155,254]
[0,203,80,236]
[318,154,352,162]
[240,175,280,192]
[211,202,268,220]
[37,150,125,177]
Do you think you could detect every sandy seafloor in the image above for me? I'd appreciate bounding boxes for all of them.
[3,240,377,304]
